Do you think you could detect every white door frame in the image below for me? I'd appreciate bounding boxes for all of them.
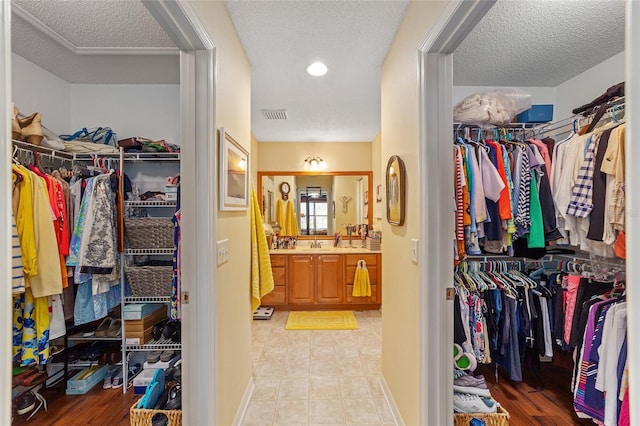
[416,1,495,424]
[142,2,218,424]
[625,1,639,423]
[1,1,14,424]
[419,1,640,424]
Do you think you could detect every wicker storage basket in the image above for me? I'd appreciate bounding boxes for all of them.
[130,400,181,426]
[125,266,173,297]
[125,217,174,249]
[454,406,510,426]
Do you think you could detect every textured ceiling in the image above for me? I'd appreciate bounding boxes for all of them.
[225,0,409,142]
[453,0,625,87]
[11,0,179,84]
[9,0,627,140]
[13,0,176,48]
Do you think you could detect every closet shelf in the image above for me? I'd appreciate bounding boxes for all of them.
[75,151,180,161]
[67,334,122,342]
[126,339,181,352]
[12,139,75,159]
[124,248,174,255]
[125,200,177,208]
[125,296,172,303]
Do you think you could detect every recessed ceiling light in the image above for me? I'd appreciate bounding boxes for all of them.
[307,62,328,76]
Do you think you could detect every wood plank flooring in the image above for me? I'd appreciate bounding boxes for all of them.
[12,381,138,426]
[479,363,593,425]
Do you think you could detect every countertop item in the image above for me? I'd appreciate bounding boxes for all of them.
[269,246,381,254]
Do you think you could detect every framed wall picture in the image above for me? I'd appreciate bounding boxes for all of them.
[219,127,249,211]
[386,155,406,226]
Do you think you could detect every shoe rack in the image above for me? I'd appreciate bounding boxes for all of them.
[118,148,181,393]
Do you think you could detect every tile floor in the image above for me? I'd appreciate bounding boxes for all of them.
[241,310,394,425]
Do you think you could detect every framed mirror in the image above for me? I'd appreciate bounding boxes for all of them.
[258,171,373,239]
[386,155,405,226]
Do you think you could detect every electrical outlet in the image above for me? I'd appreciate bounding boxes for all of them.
[217,239,230,265]
[411,239,418,263]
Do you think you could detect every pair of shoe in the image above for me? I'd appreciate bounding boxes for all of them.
[152,319,181,343]
[12,366,47,386]
[94,317,122,338]
[102,366,123,389]
[454,343,477,372]
[14,390,47,421]
[146,350,177,364]
[12,107,43,145]
[453,371,491,398]
[453,392,497,414]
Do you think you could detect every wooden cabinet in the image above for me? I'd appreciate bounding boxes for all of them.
[315,255,344,303]
[289,255,315,304]
[260,251,380,310]
[344,254,380,304]
[261,254,287,305]
[289,254,344,305]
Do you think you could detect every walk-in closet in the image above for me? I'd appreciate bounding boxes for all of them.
[8,1,184,423]
[449,1,628,424]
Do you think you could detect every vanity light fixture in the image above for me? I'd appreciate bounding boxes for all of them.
[304,156,327,171]
[306,61,328,76]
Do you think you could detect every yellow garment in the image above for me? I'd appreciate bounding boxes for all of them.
[284,199,300,236]
[12,164,37,277]
[26,169,64,297]
[352,260,371,297]
[250,185,275,312]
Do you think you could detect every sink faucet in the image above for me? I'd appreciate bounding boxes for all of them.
[311,235,322,248]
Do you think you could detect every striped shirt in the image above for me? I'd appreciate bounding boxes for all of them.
[12,213,24,293]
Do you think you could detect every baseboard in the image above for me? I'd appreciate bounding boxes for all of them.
[232,376,255,426]
[380,375,405,426]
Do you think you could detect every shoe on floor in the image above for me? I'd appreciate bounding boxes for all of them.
[453,392,497,414]
[453,374,492,398]
[111,367,124,388]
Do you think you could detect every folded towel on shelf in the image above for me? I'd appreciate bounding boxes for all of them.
[352,260,371,297]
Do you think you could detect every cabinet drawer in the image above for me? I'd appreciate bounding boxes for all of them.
[345,284,378,303]
[345,265,378,286]
[273,267,286,286]
[270,255,287,267]
[344,254,378,266]
[261,285,286,305]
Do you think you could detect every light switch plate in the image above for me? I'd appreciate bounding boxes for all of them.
[217,239,230,265]
[411,239,418,263]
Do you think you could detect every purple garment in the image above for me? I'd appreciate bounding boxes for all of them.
[574,300,615,421]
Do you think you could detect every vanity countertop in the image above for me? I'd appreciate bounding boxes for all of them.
[269,246,381,254]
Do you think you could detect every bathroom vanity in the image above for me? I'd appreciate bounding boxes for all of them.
[262,247,381,310]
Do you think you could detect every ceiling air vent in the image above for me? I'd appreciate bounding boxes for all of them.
[262,109,288,120]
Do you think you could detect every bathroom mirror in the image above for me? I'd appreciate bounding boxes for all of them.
[258,171,373,239]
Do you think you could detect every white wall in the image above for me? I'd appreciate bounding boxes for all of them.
[12,54,180,144]
[555,51,624,120]
[70,84,180,144]
[12,53,71,134]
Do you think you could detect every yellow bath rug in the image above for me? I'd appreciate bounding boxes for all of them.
[285,311,358,330]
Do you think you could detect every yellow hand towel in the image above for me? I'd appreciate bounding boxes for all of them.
[352,260,371,297]
[250,185,275,312]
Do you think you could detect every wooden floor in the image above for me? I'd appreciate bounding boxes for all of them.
[480,362,594,425]
[12,381,138,426]
[13,360,589,425]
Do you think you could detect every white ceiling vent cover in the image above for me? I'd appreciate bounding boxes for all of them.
[262,109,288,120]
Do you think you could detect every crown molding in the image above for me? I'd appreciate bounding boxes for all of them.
[12,3,179,56]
